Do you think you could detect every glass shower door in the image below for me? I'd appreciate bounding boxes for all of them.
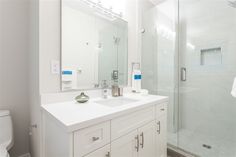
[141,0,236,156]
[140,0,179,149]
[178,0,236,156]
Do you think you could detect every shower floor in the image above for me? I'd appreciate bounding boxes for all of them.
[168,129,236,157]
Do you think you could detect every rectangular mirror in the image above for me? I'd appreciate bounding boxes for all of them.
[61,0,128,91]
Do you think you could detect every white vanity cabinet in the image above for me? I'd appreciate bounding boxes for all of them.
[110,107,156,157]
[156,103,168,157]
[138,121,156,157]
[111,121,156,157]
[42,96,168,157]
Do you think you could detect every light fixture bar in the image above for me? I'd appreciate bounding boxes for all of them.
[80,0,123,20]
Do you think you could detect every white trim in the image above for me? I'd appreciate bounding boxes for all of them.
[18,153,31,157]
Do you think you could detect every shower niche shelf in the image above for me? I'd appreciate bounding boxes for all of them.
[200,47,222,66]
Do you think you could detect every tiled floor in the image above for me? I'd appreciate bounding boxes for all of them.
[168,129,236,157]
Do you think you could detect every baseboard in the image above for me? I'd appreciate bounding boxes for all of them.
[18,153,31,157]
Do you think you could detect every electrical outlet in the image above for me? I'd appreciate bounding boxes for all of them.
[51,60,60,75]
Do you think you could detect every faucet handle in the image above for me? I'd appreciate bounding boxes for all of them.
[112,70,119,81]
[94,83,99,88]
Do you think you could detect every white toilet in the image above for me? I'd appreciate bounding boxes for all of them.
[0,110,14,157]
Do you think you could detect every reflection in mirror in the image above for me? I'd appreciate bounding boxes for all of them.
[61,0,128,91]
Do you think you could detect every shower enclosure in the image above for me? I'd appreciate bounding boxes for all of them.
[140,0,236,156]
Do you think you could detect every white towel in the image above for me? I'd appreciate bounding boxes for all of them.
[231,77,236,98]
[62,69,77,90]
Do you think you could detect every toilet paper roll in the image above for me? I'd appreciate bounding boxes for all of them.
[231,77,236,98]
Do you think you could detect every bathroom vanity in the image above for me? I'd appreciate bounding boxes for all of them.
[40,2,167,157]
[41,93,168,157]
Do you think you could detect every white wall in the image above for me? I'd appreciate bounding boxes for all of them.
[0,0,30,156]
[29,0,40,157]
[39,0,140,94]
[39,0,61,93]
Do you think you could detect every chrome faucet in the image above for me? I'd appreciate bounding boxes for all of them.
[101,80,109,99]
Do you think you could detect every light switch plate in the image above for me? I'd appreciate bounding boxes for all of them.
[51,60,60,74]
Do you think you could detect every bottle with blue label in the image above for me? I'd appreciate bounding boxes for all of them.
[132,69,142,93]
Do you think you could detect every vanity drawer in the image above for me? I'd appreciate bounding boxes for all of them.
[156,103,167,118]
[74,121,110,157]
[111,106,155,140]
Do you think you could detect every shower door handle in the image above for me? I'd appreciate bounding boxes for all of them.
[181,67,187,81]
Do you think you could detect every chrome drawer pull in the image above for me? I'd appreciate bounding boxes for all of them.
[161,108,165,111]
[140,132,144,148]
[135,135,139,152]
[92,137,100,141]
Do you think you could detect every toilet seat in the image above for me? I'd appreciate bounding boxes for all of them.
[0,110,13,157]
[0,146,9,157]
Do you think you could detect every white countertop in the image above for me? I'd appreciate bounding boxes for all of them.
[41,93,168,132]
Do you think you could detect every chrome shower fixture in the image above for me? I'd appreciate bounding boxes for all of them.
[140,28,146,34]
[228,0,236,8]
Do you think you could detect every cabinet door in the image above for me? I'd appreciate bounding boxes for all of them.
[138,121,156,157]
[156,115,167,157]
[111,130,138,157]
[83,145,110,157]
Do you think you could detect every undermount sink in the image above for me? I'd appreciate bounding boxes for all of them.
[95,97,138,107]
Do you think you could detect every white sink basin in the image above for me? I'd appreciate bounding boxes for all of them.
[95,97,138,107]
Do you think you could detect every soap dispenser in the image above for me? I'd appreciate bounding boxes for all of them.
[111,70,120,97]
[132,63,142,93]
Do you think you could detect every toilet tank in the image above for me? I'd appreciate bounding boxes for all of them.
[0,110,13,149]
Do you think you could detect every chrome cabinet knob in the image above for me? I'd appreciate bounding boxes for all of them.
[92,137,100,141]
